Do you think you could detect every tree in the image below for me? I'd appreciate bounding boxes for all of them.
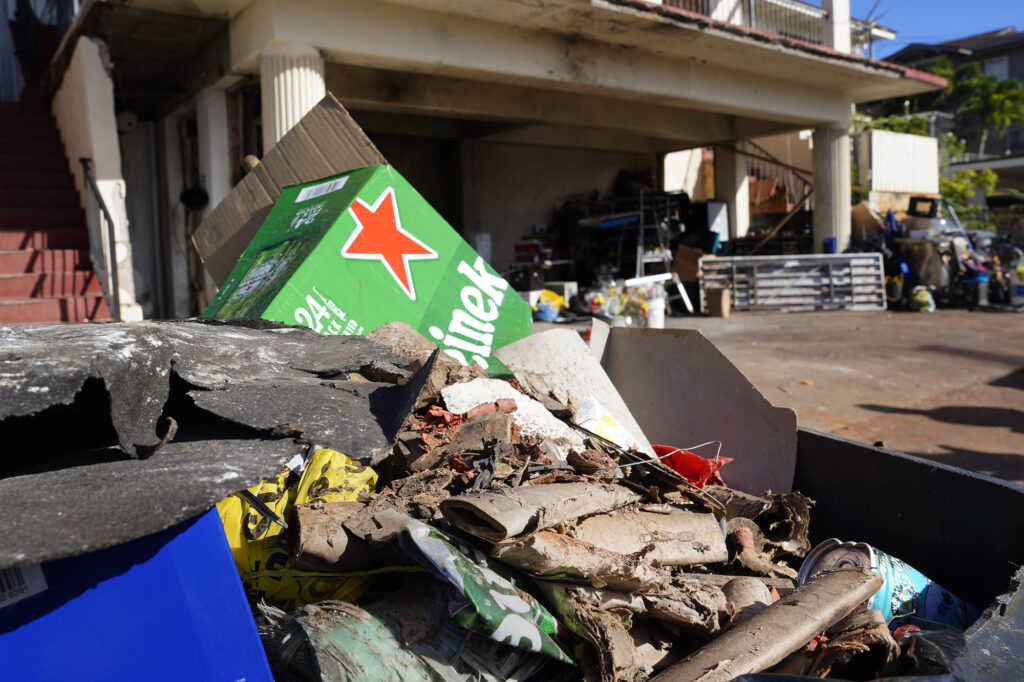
[940,168,998,207]
[952,63,1024,155]
[873,59,1024,155]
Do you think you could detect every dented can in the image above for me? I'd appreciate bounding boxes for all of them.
[797,539,980,630]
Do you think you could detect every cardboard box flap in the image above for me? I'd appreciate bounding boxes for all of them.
[592,322,797,494]
[193,93,386,284]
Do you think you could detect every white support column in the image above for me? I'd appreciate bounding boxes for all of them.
[821,0,851,54]
[259,43,325,153]
[196,88,232,218]
[714,144,750,240]
[812,124,852,253]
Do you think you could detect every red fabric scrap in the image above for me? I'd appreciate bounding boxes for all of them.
[893,624,922,640]
[806,634,828,652]
[653,444,732,488]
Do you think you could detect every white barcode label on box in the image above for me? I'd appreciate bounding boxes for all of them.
[0,563,47,608]
[295,176,349,202]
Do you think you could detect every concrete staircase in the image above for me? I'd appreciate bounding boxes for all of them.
[0,26,111,324]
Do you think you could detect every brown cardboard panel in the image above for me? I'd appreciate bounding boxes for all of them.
[671,244,705,283]
[193,93,386,284]
[596,325,797,494]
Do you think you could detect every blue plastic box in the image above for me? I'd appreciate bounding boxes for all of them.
[0,507,272,682]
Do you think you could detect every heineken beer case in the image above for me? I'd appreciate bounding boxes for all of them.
[203,166,533,374]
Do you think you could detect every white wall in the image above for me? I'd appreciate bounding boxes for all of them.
[119,122,160,319]
[466,142,653,271]
[752,131,813,172]
[51,37,143,321]
[663,148,703,198]
[867,129,939,194]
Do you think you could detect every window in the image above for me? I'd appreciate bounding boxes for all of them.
[983,56,1009,81]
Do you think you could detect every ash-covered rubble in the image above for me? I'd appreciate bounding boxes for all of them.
[0,319,929,681]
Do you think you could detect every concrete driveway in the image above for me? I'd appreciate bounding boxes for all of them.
[540,309,1024,485]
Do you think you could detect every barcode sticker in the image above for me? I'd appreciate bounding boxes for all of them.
[295,176,349,202]
[0,563,47,609]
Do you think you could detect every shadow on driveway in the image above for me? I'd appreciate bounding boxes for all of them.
[858,403,1024,434]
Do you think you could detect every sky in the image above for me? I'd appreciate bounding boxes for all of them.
[848,0,1021,59]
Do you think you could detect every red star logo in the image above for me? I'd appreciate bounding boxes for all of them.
[340,187,438,300]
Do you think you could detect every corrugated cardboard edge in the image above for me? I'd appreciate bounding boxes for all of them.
[193,93,387,285]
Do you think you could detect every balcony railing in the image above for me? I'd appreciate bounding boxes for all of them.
[661,0,887,56]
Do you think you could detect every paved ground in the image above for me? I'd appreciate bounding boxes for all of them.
[540,309,1024,485]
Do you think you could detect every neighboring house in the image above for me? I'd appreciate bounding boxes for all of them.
[885,27,1024,195]
[886,27,1024,158]
[2,0,941,322]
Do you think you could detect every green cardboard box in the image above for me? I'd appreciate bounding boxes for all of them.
[203,165,532,374]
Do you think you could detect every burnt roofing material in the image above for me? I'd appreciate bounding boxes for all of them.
[0,319,419,568]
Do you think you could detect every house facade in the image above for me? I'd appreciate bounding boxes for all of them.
[885,27,1024,196]
[3,0,942,321]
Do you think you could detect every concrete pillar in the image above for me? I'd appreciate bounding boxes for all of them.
[714,144,750,240]
[259,43,325,152]
[821,0,851,54]
[812,124,851,253]
[196,88,232,218]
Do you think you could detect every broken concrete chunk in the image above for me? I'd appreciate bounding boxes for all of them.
[367,324,487,409]
[573,508,728,567]
[495,328,654,456]
[652,568,884,682]
[444,411,516,452]
[440,482,640,542]
[441,378,585,452]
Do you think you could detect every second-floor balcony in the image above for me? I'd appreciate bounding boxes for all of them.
[661,0,895,57]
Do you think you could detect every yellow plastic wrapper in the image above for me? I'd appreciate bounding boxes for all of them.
[217,448,378,609]
[534,289,565,312]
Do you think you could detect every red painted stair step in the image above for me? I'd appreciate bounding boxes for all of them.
[0,249,92,273]
[0,227,89,249]
[0,296,112,324]
[0,271,102,299]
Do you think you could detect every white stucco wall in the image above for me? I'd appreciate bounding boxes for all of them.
[51,37,143,321]
[664,148,703,197]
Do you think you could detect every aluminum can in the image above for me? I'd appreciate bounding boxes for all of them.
[797,539,980,630]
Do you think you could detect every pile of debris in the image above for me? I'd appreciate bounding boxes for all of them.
[0,318,981,681]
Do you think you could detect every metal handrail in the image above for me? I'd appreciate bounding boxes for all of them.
[79,158,121,322]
